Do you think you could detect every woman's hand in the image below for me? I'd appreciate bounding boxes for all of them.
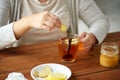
[79,32,97,55]
[13,11,61,39]
[29,11,61,30]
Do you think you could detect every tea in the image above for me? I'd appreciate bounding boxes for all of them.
[58,37,79,62]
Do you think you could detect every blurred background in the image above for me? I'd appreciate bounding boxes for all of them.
[95,0,120,33]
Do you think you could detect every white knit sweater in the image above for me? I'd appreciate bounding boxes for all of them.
[0,0,110,50]
[20,0,70,44]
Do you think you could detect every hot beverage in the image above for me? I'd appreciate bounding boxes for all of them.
[58,34,79,62]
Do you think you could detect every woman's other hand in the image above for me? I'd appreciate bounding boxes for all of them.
[79,32,97,55]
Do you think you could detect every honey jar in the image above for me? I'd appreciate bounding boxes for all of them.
[100,42,119,67]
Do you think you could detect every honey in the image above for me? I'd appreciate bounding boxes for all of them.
[100,42,119,67]
[100,54,119,67]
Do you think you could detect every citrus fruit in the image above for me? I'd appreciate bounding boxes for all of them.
[61,24,67,32]
[46,72,67,80]
[64,39,78,45]
[33,65,52,78]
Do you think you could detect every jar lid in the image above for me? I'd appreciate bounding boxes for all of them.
[100,46,119,57]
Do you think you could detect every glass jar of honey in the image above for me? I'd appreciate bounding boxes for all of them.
[100,42,119,67]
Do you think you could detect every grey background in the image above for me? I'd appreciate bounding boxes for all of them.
[95,0,120,33]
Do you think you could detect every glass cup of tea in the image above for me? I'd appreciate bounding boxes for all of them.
[100,42,119,67]
[58,33,79,62]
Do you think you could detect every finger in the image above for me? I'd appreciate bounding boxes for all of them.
[50,22,56,30]
[80,33,93,46]
[84,45,92,51]
[55,17,61,28]
[79,43,92,52]
[40,24,51,31]
[79,35,93,52]
[79,32,87,39]
[48,13,61,27]
[45,15,61,29]
[43,18,57,30]
[80,38,90,46]
[81,41,92,52]
[46,15,55,24]
[42,20,52,29]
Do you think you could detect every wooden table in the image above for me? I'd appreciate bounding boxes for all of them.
[0,32,120,80]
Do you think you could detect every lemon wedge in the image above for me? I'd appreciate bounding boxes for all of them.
[33,65,52,78]
[61,24,67,32]
[39,65,52,78]
[46,72,67,80]
[33,70,39,77]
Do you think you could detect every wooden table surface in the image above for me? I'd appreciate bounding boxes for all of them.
[0,32,120,80]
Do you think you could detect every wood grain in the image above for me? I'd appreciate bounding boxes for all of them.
[0,32,120,80]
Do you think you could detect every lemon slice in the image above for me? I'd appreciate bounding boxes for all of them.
[64,39,78,45]
[71,39,79,44]
[46,72,67,80]
[61,24,67,32]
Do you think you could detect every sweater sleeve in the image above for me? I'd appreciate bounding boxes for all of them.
[0,0,17,50]
[0,0,11,26]
[79,0,110,44]
[0,23,17,50]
